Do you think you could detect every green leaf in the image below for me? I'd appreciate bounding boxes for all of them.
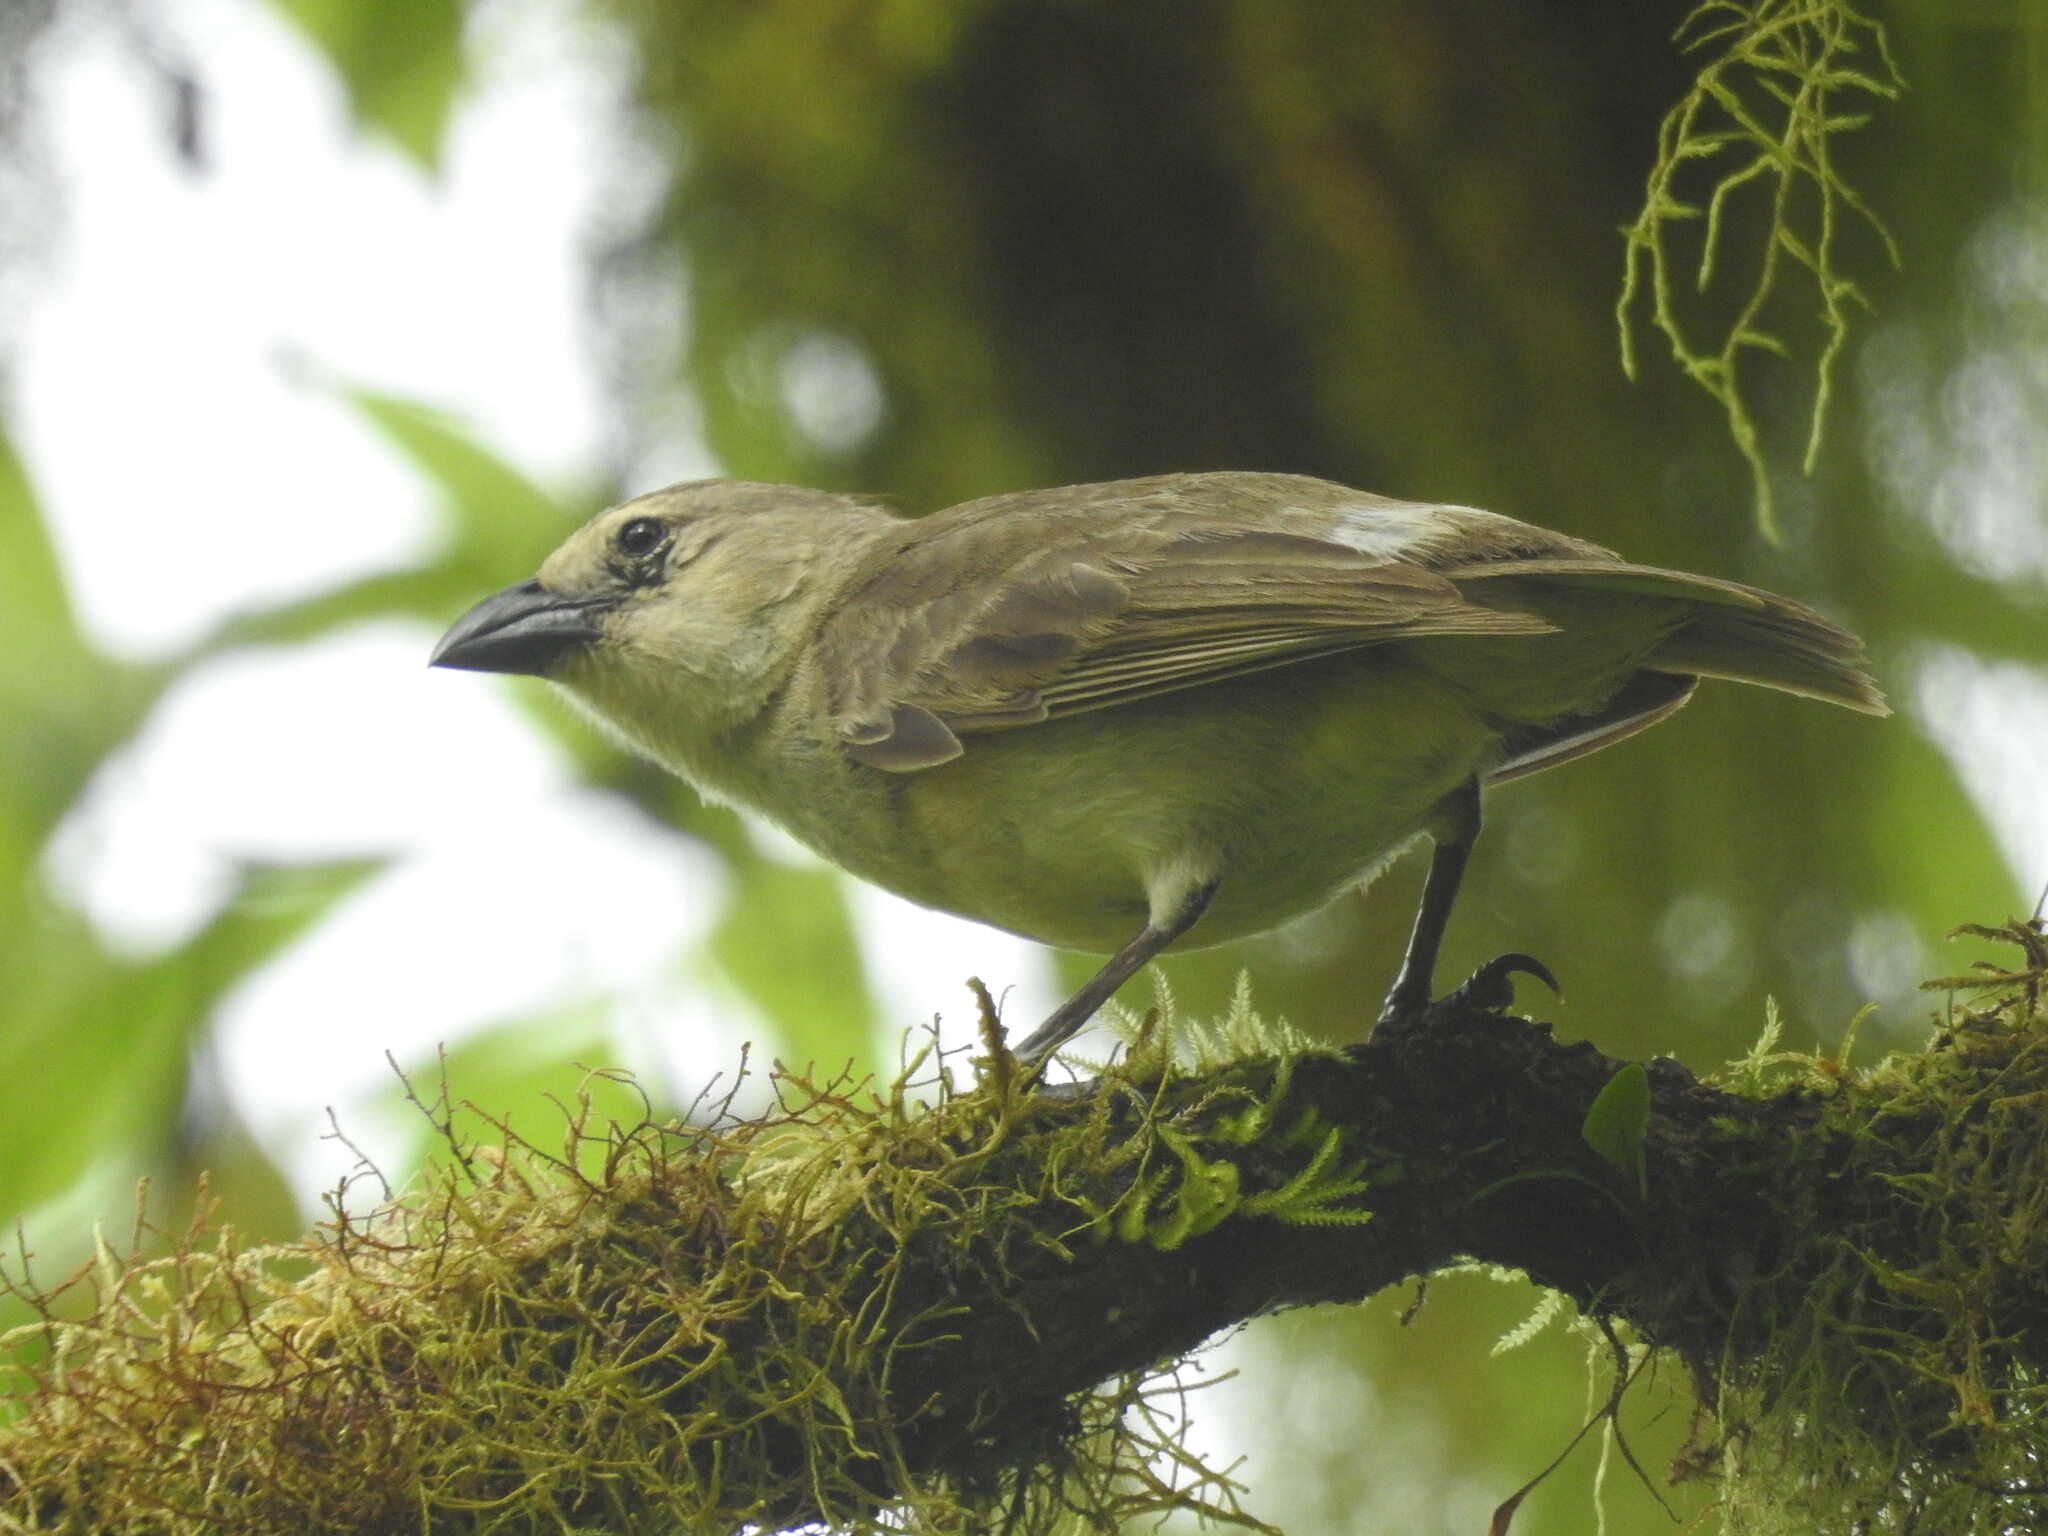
[1580,1061,1651,1202]
[0,434,169,867]
[708,860,878,1077]
[0,860,381,1222]
[0,426,80,661]
[203,565,511,652]
[172,858,385,1001]
[344,389,571,554]
[264,0,468,170]
[197,389,584,657]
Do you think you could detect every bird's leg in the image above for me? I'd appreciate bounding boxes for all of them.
[1010,878,1220,1069]
[1376,778,1557,1031]
[1378,779,1483,1023]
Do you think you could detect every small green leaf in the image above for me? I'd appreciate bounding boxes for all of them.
[1581,1062,1651,1201]
[345,389,570,552]
[0,431,168,853]
[265,0,467,169]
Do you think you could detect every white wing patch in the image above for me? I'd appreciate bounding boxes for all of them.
[1314,500,1519,563]
[1317,499,1616,570]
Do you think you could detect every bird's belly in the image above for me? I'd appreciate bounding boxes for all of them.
[800,655,1498,955]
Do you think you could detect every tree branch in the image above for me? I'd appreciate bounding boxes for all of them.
[5,925,2045,1534]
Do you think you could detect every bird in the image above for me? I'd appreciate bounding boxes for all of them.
[430,471,1887,1068]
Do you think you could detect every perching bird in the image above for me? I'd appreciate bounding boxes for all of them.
[431,472,1886,1066]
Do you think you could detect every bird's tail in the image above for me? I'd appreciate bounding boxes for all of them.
[1452,557,1889,716]
[1644,593,1889,715]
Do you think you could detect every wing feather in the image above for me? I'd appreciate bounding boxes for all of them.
[1449,558,1770,609]
[819,474,1589,769]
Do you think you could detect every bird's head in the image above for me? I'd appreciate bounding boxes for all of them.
[431,479,893,772]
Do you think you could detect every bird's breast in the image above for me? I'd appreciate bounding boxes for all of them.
[764,653,1499,955]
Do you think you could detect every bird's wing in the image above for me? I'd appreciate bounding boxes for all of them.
[1444,558,1767,608]
[818,474,1602,771]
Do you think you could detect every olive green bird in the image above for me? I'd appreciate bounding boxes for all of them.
[432,472,1886,1066]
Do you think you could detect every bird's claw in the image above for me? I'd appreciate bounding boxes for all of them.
[1376,953,1560,1035]
[1441,952,1559,1014]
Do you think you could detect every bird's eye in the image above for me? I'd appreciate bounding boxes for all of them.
[616,517,667,560]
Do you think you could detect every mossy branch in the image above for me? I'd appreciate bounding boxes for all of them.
[4,921,2047,1533]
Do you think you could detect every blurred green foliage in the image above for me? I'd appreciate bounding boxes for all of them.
[3,0,2043,1530]
[0,427,374,1350]
[0,431,375,1215]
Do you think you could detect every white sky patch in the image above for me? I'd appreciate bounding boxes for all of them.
[43,623,562,950]
[1911,644,2048,899]
[1856,202,2048,954]
[1181,1316,1470,1533]
[210,789,722,1197]
[1862,202,2048,590]
[778,330,887,457]
[40,621,725,1192]
[11,0,733,1211]
[9,0,634,660]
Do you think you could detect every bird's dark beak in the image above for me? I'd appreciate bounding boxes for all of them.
[430,580,610,676]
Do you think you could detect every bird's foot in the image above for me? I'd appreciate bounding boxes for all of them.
[1439,952,1559,1014]
[1375,953,1560,1036]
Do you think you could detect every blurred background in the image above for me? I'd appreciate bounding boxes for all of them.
[1,0,2042,1530]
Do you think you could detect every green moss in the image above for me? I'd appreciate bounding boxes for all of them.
[14,934,2046,1535]
[1075,979,1378,1250]
[1691,918,2048,1533]
[0,999,1339,1534]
